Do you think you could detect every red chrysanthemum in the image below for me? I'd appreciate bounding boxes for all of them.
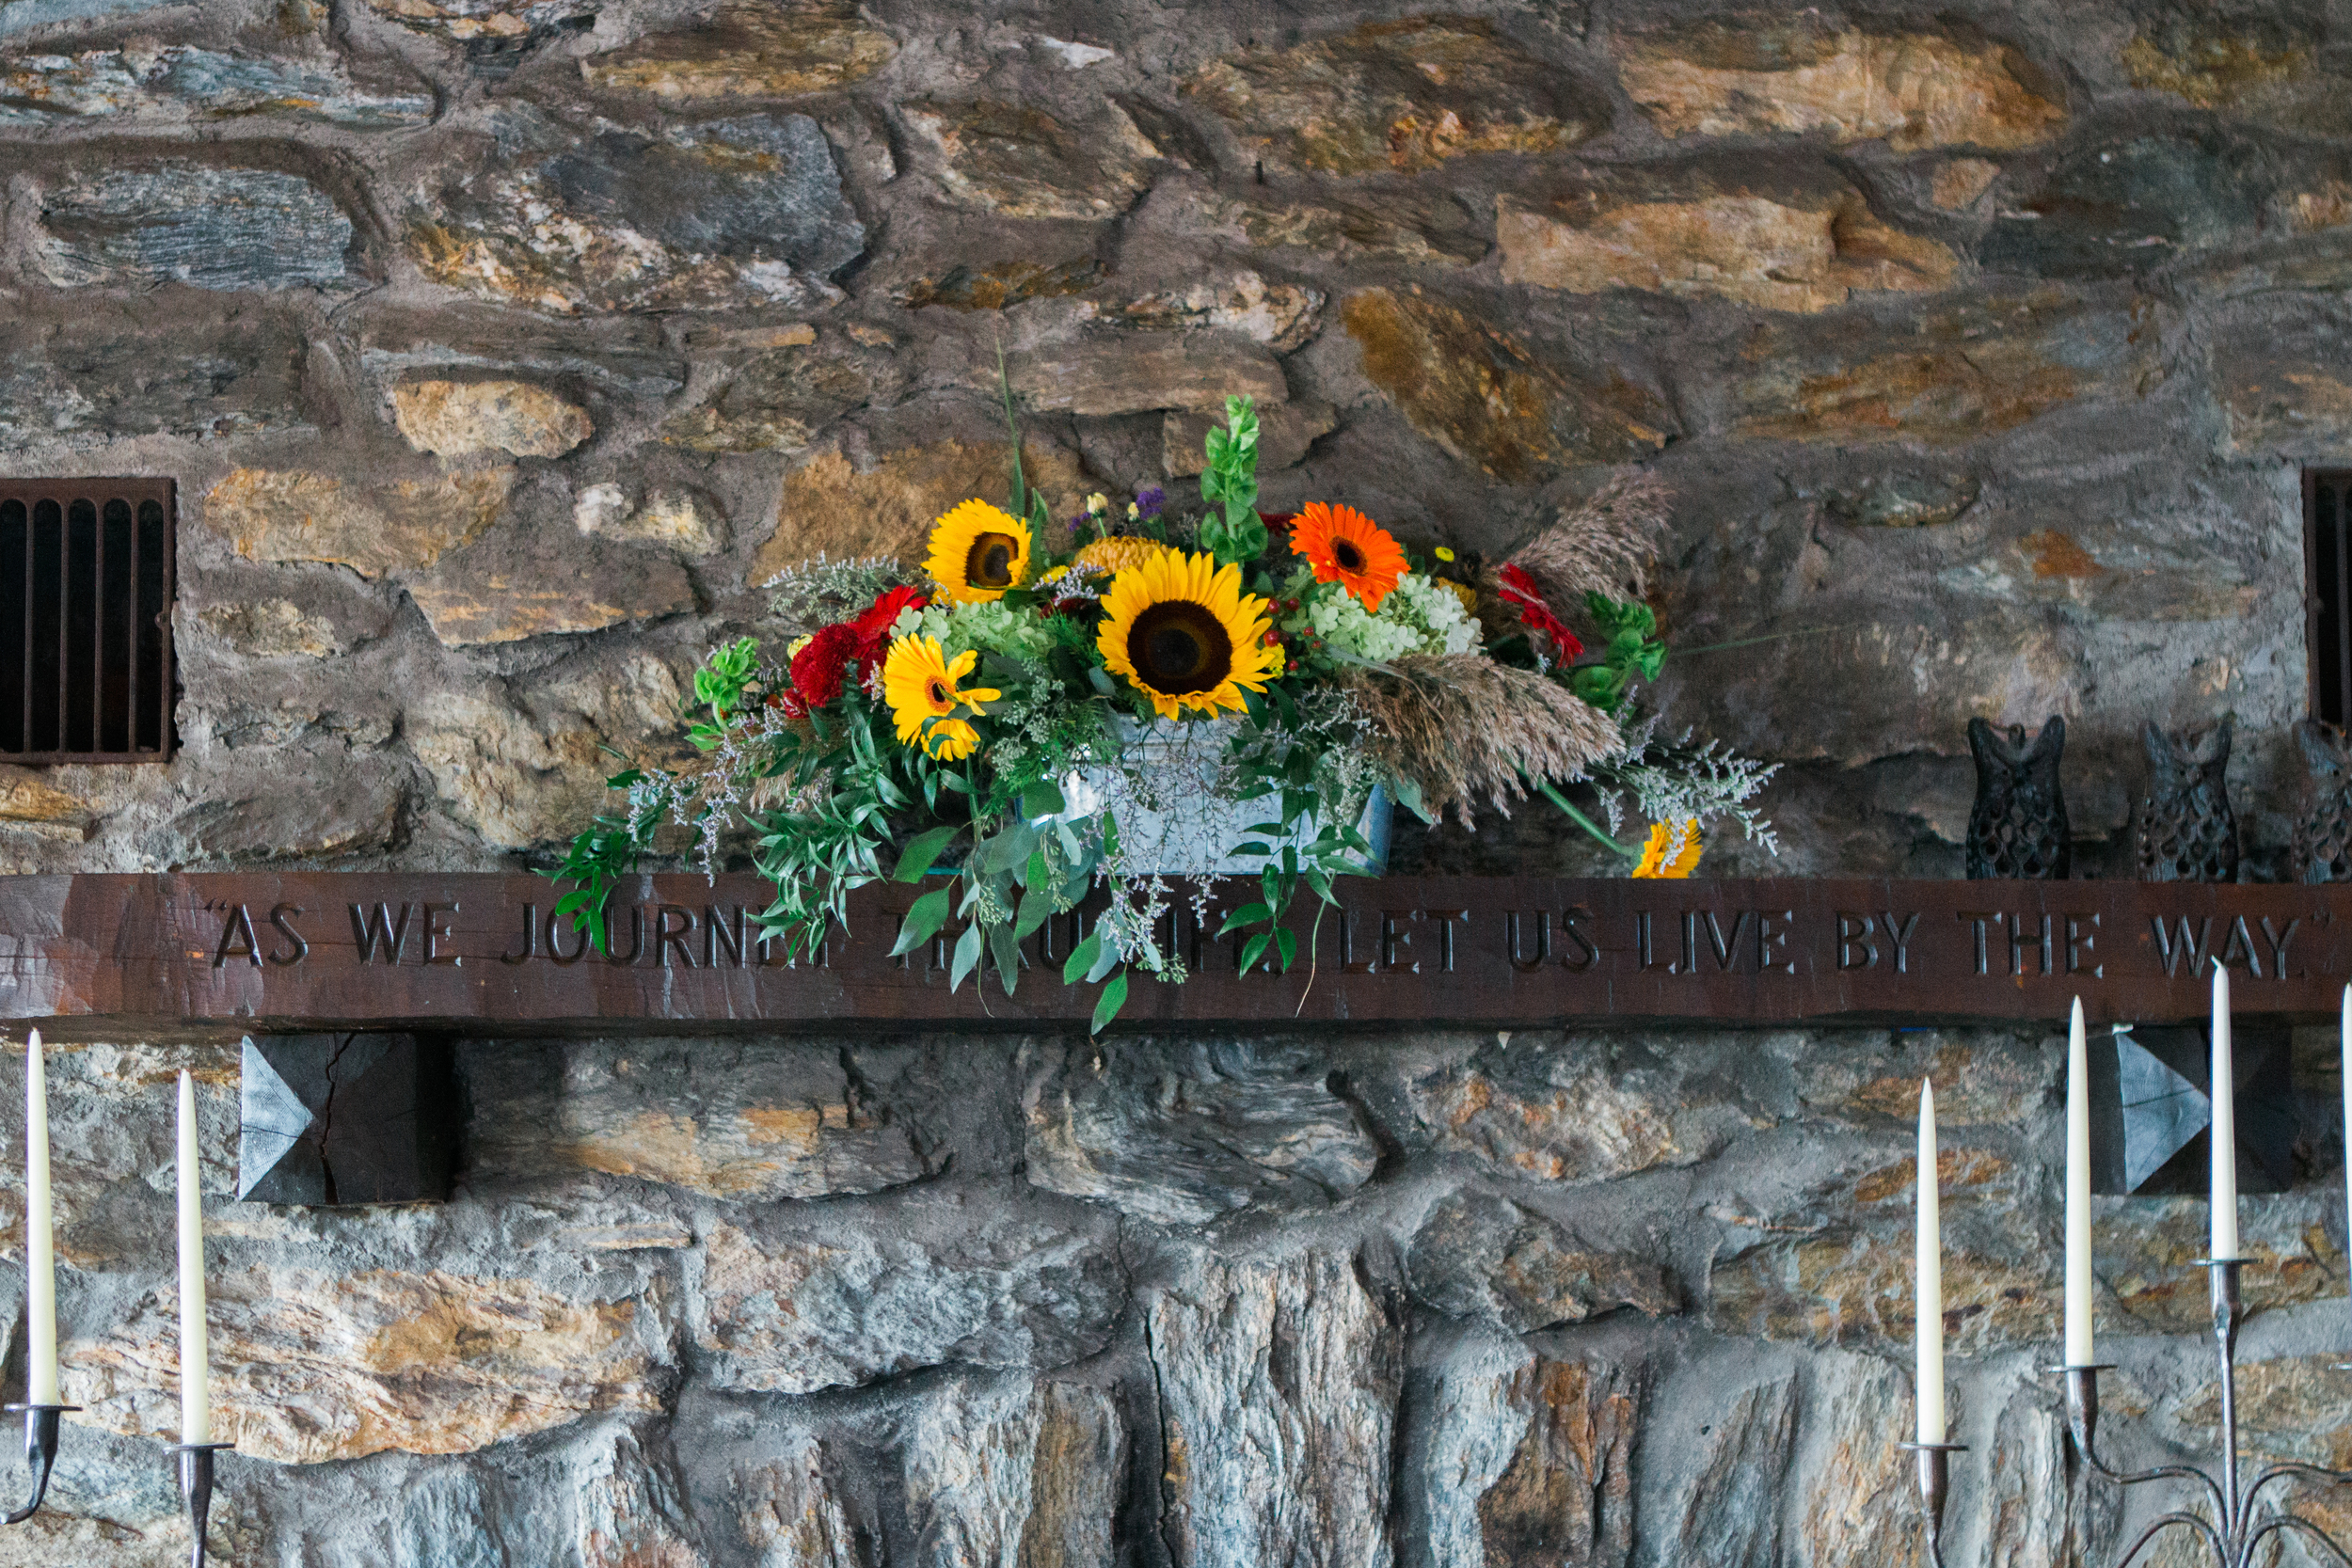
[788,624,862,709]
[1496,563,1582,660]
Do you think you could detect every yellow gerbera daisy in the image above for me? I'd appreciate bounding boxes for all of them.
[924,499,1032,604]
[882,635,1000,758]
[1096,549,1279,721]
[1631,818,1703,879]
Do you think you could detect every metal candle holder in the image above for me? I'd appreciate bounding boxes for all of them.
[1,1402,76,1522]
[167,1442,231,1568]
[1905,1259,2352,1566]
[1897,1439,1968,1568]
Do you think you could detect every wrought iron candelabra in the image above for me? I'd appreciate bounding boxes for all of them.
[1904,1259,2352,1567]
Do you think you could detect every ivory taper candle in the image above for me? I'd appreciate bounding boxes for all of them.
[176,1070,209,1446]
[24,1028,56,1405]
[1916,1077,1945,1444]
[2212,963,2239,1261]
[2064,999,2092,1368]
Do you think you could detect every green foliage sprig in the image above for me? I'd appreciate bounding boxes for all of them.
[1198,394,1266,568]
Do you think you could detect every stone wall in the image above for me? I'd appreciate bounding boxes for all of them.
[4,1023,2345,1567]
[0,0,2324,878]
[0,0,2347,1563]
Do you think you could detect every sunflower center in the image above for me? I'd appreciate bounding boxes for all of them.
[1332,537,1367,573]
[965,533,1018,589]
[925,676,953,713]
[1128,601,1233,696]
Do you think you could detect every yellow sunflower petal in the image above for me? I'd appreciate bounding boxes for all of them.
[925,717,981,761]
[882,635,956,747]
[923,499,1033,605]
[1095,548,1279,721]
[1631,819,1703,879]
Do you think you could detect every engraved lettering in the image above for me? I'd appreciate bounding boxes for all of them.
[603,905,645,966]
[350,902,412,964]
[1635,911,1674,974]
[2151,916,2215,978]
[2064,913,2101,978]
[1836,911,1878,971]
[1426,909,1469,973]
[1703,911,1756,973]
[1379,910,1417,974]
[705,905,746,969]
[267,903,308,967]
[2261,916,2301,980]
[653,905,696,968]
[2009,913,2053,976]
[213,904,261,970]
[1509,911,1552,974]
[1756,910,1795,974]
[1958,911,1997,976]
[1881,911,1921,974]
[1560,907,1597,974]
[2217,914,2265,979]
[422,902,460,965]
[1678,911,1696,975]
[548,911,594,966]
[501,903,534,965]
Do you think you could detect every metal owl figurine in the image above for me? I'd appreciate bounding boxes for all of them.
[2133,717,2238,882]
[2291,720,2352,883]
[1966,715,2071,879]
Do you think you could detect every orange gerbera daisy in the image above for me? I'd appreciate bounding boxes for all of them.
[1291,501,1407,611]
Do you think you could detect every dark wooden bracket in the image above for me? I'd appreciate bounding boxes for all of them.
[237,1033,455,1206]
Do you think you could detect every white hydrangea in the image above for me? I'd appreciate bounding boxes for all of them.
[1293,570,1478,662]
[894,599,1053,661]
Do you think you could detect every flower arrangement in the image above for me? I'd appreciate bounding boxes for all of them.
[552,395,1774,1027]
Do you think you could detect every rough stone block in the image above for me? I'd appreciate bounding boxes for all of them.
[1618,16,2064,150]
[692,1189,1126,1394]
[1405,1188,1675,1332]
[35,166,355,291]
[1497,169,1958,312]
[902,98,1161,218]
[1147,1247,1398,1568]
[0,46,429,127]
[580,3,894,98]
[0,306,308,444]
[204,467,515,578]
[1981,134,2271,278]
[1411,1337,1639,1568]
[64,1262,664,1463]
[1343,286,1674,482]
[1184,16,1607,174]
[408,538,695,645]
[464,1037,933,1200]
[754,440,1086,581]
[391,379,592,458]
[1724,288,2167,447]
[408,113,863,313]
[1004,332,1286,417]
[1021,1037,1376,1226]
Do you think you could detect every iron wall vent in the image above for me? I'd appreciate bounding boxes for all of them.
[0,478,175,763]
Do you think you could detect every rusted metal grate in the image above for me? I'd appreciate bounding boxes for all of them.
[0,478,174,763]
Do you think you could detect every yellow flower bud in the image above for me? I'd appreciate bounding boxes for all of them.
[1434,546,1455,562]
[1086,491,1109,515]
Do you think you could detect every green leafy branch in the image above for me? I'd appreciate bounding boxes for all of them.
[1198,394,1266,568]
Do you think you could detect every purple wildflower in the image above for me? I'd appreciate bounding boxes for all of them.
[1134,486,1165,519]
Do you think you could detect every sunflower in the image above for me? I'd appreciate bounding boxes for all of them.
[1097,549,1279,720]
[1292,501,1407,612]
[1631,818,1703,879]
[882,635,1001,758]
[924,499,1033,604]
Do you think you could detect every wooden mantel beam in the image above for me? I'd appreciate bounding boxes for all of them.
[0,873,2339,1035]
